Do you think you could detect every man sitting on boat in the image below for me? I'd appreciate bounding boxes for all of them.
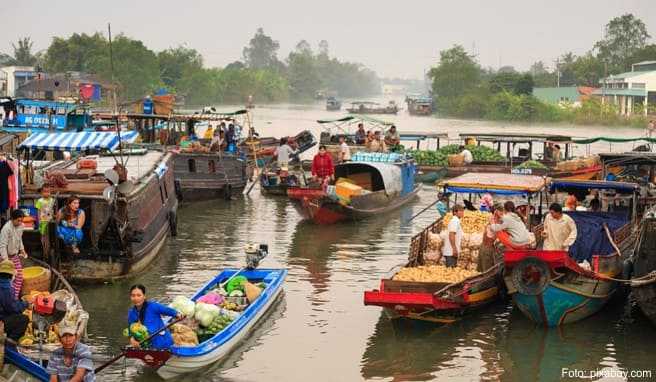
[367,131,388,153]
[47,322,96,382]
[542,203,578,251]
[489,201,531,250]
[384,125,400,147]
[127,284,183,350]
[311,145,335,186]
[355,123,366,145]
[276,137,299,171]
[459,146,473,165]
[338,135,351,163]
[0,260,29,342]
[56,196,85,255]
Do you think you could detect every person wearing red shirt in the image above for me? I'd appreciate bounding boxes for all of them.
[311,145,335,186]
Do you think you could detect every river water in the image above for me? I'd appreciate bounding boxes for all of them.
[79,101,656,381]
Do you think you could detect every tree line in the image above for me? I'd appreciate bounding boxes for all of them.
[429,14,654,124]
[0,28,381,105]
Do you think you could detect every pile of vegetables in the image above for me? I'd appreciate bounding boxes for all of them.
[515,160,547,170]
[407,144,505,167]
[393,265,479,283]
[442,210,491,234]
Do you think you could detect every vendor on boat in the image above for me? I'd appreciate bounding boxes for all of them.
[435,192,449,218]
[355,123,366,145]
[276,137,299,171]
[47,322,95,382]
[442,204,465,268]
[311,145,335,186]
[338,135,351,163]
[0,260,29,342]
[0,209,27,298]
[210,129,225,152]
[127,284,183,350]
[542,203,578,251]
[56,196,85,255]
[368,131,388,153]
[384,125,400,146]
[459,146,473,165]
[489,201,531,250]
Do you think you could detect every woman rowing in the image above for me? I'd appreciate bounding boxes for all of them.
[127,285,183,349]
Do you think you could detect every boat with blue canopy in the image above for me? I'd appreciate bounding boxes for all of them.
[124,267,287,379]
[1,97,92,132]
[503,179,639,327]
[288,152,420,224]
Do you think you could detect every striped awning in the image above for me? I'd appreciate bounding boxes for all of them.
[18,131,139,152]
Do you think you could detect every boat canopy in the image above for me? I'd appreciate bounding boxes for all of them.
[457,132,574,143]
[440,173,547,196]
[599,152,656,166]
[19,131,139,152]
[335,161,404,195]
[549,179,639,194]
[572,136,656,145]
[316,115,393,126]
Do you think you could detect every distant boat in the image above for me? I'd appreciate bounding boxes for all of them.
[346,101,399,115]
[326,97,342,111]
[1,97,92,132]
[405,95,433,116]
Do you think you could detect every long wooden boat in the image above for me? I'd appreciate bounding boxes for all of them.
[503,180,639,327]
[173,151,249,201]
[364,173,548,323]
[3,258,87,381]
[630,207,656,325]
[18,131,178,283]
[125,268,286,379]
[288,154,420,224]
[405,95,433,116]
[346,101,399,115]
[240,130,317,168]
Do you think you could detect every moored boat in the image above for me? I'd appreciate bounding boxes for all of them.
[326,96,342,111]
[346,101,399,115]
[503,179,639,327]
[287,152,420,224]
[405,95,433,116]
[364,173,548,323]
[1,97,92,132]
[17,131,178,282]
[630,207,656,325]
[124,267,287,379]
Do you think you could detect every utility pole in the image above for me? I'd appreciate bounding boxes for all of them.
[555,58,560,88]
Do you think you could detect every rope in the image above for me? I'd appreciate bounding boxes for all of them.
[592,270,656,284]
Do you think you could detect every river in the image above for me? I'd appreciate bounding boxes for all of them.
[80,101,656,381]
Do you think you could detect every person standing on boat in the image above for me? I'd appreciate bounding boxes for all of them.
[56,196,85,255]
[127,284,183,350]
[226,124,237,153]
[0,209,27,298]
[355,123,366,145]
[368,131,388,153]
[338,135,351,163]
[646,120,655,138]
[0,260,29,342]
[542,203,578,251]
[36,186,55,255]
[276,137,299,170]
[442,205,465,268]
[311,145,335,187]
[435,193,449,218]
[384,125,400,147]
[47,322,95,382]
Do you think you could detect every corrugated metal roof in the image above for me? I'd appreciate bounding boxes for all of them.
[532,87,580,104]
[592,88,646,97]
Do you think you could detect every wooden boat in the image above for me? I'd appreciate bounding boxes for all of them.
[503,179,639,327]
[3,259,87,381]
[288,153,420,224]
[259,168,307,196]
[1,97,92,132]
[173,150,249,201]
[630,207,656,325]
[364,173,548,323]
[125,268,287,379]
[405,95,433,116]
[326,97,342,111]
[599,151,656,213]
[240,130,317,168]
[18,131,178,282]
[346,101,399,115]
[416,166,447,184]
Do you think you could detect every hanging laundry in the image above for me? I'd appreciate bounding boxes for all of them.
[0,158,13,214]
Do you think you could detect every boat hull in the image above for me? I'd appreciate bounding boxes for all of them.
[173,152,249,202]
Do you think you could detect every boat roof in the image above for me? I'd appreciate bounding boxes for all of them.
[49,150,166,181]
[316,115,393,126]
[572,136,656,145]
[439,173,547,195]
[599,152,656,166]
[458,132,574,143]
[336,160,405,194]
[18,131,139,152]
[549,179,639,193]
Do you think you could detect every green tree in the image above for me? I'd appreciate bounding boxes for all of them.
[489,71,522,94]
[11,37,38,66]
[627,44,656,67]
[556,52,577,86]
[157,45,203,89]
[428,45,481,101]
[572,53,604,87]
[43,33,107,73]
[530,61,555,87]
[514,73,534,95]
[287,40,321,99]
[242,28,282,70]
[595,14,650,72]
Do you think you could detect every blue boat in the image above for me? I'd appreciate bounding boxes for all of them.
[503,179,639,327]
[1,97,91,132]
[125,268,287,379]
[3,347,50,381]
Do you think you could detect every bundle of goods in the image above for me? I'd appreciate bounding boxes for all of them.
[422,210,490,270]
[19,290,89,349]
[180,141,210,153]
[163,276,267,346]
[407,145,505,167]
[392,265,479,284]
[515,160,547,170]
[555,156,599,172]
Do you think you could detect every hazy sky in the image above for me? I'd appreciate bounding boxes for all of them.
[1,0,655,79]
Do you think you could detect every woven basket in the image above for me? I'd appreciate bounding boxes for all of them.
[448,154,465,167]
[21,266,51,296]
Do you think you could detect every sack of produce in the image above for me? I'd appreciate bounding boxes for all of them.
[198,292,224,306]
[392,265,480,284]
[423,249,442,265]
[170,296,196,317]
[427,232,443,251]
[466,232,483,249]
[195,302,222,327]
[443,211,490,234]
[457,249,479,271]
[171,323,199,347]
[244,282,263,303]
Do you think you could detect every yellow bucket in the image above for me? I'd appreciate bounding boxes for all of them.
[21,266,51,296]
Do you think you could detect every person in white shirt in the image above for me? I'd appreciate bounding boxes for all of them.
[442,204,465,268]
[460,146,473,164]
[275,137,298,170]
[338,135,351,163]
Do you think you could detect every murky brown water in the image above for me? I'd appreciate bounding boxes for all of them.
[78,101,656,381]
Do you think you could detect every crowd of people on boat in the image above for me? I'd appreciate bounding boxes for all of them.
[353,123,400,153]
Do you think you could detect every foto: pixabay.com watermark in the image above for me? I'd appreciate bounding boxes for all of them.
[561,368,652,379]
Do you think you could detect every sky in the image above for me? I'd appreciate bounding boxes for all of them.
[1,0,655,79]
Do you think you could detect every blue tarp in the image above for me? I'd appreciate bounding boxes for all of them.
[19,131,139,152]
[445,186,529,196]
[566,212,628,262]
[550,180,638,194]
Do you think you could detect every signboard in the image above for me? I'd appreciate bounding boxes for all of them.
[16,114,67,129]
[511,168,533,175]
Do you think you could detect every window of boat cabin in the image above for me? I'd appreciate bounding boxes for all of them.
[188,158,196,173]
[208,160,216,173]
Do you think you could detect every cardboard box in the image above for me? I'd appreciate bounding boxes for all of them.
[336,182,363,201]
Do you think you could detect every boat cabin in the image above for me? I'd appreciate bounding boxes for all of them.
[1,98,91,131]
[457,132,575,164]
[336,152,417,197]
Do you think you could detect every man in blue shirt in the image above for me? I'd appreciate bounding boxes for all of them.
[47,323,95,382]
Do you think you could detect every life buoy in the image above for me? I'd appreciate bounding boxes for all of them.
[168,209,178,237]
[511,257,551,295]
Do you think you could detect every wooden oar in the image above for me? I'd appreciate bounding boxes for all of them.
[94,316,184,374]
[406,196,441,223]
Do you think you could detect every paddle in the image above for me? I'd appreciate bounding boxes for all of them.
[94,316,185,374]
